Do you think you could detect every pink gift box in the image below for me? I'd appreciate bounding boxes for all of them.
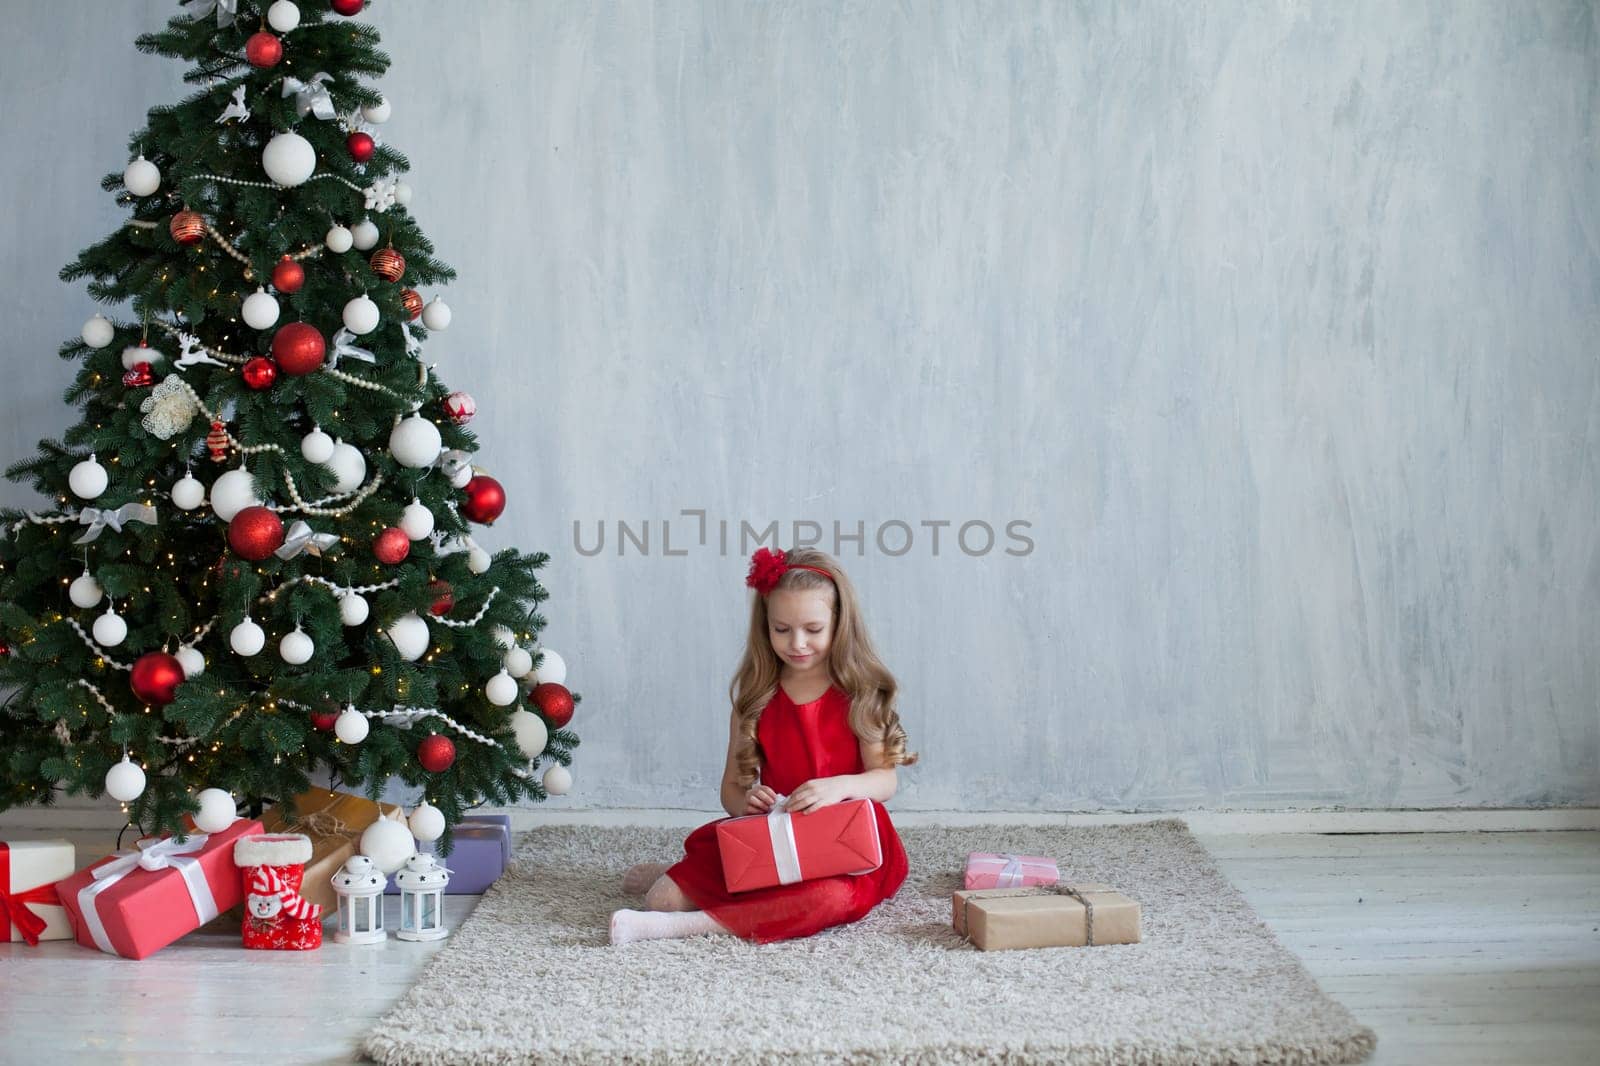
[963,851,1060,891]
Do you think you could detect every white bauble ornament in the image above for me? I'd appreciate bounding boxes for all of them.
[324,224,353,253]
[361,96,391,123]
[407,801,445,843]
[105,755,146,802]
[175,645,205,678]
[300,426,335,464]
[532,648,568,686]
[123,155,161,197]
[69,571,104,609]
[279,626,314,665]
[393,179,412,206]
[467,546,491,574]
[334,705,369,744]
[342,293,380,335]
[385,611,430,661]
[81,314,115,349]
[400,498,434,541]
[209,468,257,522]
[508,709,548,760]
[266,0,300,33]
[92,605,126,647]
[262,131,316,187]
[69,454,108,500]
[229,616,265,657]
[193,788,237,833]
[439,449,473,489]
[350,217,380,250]
[485,669,518,707]
[241,288,280,330]
[543,764,573,796]
[491,625,516,652]
[325,440,367,493]
[421,298,452,331]
[503,646,533,679]
[388,414,442,469]
[338,591,370,626]
[171,471,206,510]
[359,812,416,875]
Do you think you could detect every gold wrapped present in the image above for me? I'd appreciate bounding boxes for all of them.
[952,882,1142,951]
[259,787,400,912]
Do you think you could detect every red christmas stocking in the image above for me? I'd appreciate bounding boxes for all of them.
[233,833,324,951]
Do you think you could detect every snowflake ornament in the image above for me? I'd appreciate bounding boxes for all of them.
[364,178,397,214]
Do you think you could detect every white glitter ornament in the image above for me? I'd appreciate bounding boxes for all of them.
[170,471,205,510]
[400,498,434,541]
[69,455,108,500]
[105,756,146,802]
[300,426,335,464]
[69,571,104,609]
[262,131,316,186]
[230,616,266,657]
[338,592,370,626]
[175,645,205,678]
[81,314,115,349]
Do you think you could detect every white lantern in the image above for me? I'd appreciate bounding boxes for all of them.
[263,132,317,187]
[393,853,450,942]
[241,288,281,330]
[331,855,387,944]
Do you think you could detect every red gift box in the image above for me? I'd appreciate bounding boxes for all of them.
[963,852,1060,890]
[56,819,260,959]
[716,798,882,893]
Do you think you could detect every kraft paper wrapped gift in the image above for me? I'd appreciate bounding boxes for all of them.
[385,813,511,895]
[952,882,1142,951]
[56,819,262,959]
[716,797,882,893]
[260,787,399,913]
[1,839,75,944]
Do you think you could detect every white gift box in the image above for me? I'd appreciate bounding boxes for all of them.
[3,838,76,943]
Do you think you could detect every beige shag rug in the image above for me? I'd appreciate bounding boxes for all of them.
[364,819,1376,1065]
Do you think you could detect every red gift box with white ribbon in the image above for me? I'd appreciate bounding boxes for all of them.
[963,851,1060,891]
[716,797,882,893]
[56,819,260,959]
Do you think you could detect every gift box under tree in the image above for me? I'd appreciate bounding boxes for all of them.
[952,882,1142,951]
[385,813,510,895]
[260,787,400,912]
[2,839,75,944]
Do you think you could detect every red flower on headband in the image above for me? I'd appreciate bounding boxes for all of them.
[745,547,791,596]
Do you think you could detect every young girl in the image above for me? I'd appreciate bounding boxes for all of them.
[609,546,916,945]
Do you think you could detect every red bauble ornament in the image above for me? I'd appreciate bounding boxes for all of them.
[228,505,286,561]
[400,288,423,320]
[242,356,278,390]
[122,362,155,388]
[169,210,205,245]
[271,322,325,375]
[310,710,339,731]
[245,31,283,68]
[373,526,410,565]
[347,131,375,163]
[531,682,575,728]
[369,247,405,282]
[129,651,186,707]
[417,733,456,773]
[271,255,305,294]
[426,579,454,616]
[332,0,364,15]
[461,475,506,525]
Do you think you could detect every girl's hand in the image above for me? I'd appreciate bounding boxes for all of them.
[743,784,779,815]
[785,777,852,814]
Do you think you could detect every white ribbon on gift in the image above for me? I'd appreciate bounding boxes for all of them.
[764,794,805,886]
[994,855,1024,888]
[76,835,219,957]
[274,520,339,560]
[74,503,158,544]
[329,328,376,367]
[181,0,237,27]
[282,73,336,121]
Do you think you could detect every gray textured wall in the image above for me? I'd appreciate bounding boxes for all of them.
[1,1,1595,812]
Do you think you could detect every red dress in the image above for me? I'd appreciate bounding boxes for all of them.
[664,683,909,943]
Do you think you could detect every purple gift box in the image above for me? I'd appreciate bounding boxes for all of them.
[386,814,511,894]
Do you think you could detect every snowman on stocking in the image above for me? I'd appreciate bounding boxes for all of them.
[233,833,323,950]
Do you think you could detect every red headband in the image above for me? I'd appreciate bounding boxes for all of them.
[745,547,834,596]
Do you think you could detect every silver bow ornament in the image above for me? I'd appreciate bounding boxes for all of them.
[282,73,336,121]
[274,520,340,560]
[329,327,376,367]
[74,503,159,544]
[180,0,237,27]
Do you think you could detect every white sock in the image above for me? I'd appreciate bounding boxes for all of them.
[609,908,730,945]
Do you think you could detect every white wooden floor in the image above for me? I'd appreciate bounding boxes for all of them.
[1,828,1596,1065]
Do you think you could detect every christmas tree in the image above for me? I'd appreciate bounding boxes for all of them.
[0,0,578,845]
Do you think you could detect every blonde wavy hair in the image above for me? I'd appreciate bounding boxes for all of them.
[728,547,917,788]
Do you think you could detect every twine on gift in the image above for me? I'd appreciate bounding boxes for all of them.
[959,882,1097,947]
[282,808,360,844]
